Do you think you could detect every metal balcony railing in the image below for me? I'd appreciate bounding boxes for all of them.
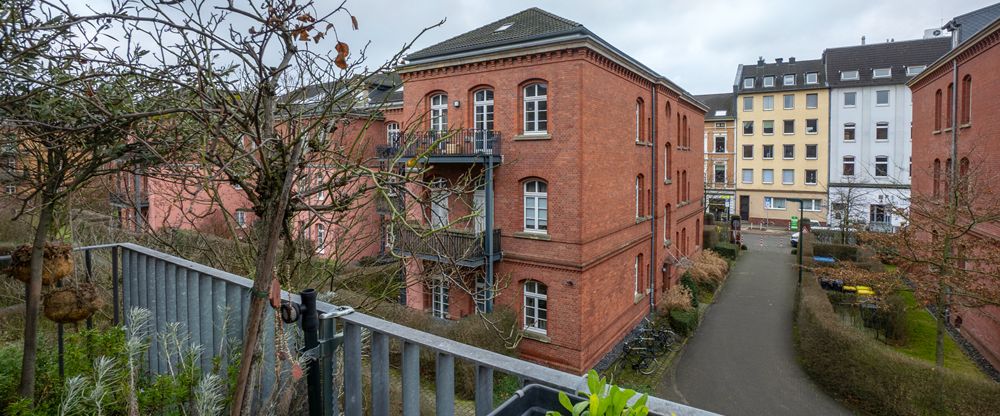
[0,243,712,416]
[376,129,502,160]
[392,226,501,266]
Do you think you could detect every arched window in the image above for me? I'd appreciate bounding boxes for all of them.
[843,156,856,176]
[933,158,941,197]
[675,170,681,201]
[945,158,953,202]
[523,180,548,233]
[634,253,643,295]
[473,89,494,132]
[664,204,672,242]
[681,227,688,255]
[664,143,672,181]
[676,114,681,145]
[961,75,972,125]
[681,170,688,201]
[682,115,688,147]
[523,281,548,334]
[386,122,400,145]
[946,83,953,128]
[960,157,970,194]
[430,93,448,131]
[523,83,548,134]
[696,219,701,247]
[635,174,645,218]
[635,98,645,142]
[934,89,942,131]
[316,223,326,254]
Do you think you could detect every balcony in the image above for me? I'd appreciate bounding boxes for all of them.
[109,187,149,208]
[0,243,710,415]
[377,129,502,164]
[392,226,501,267]
[705,181,736,191]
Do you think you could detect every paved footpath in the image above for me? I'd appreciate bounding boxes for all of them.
[657,234,852,416]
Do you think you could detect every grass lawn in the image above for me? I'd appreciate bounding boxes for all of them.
[892,290,985,377]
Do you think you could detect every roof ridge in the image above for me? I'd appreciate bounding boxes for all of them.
[824,36,950,51]
[527,7,582,27]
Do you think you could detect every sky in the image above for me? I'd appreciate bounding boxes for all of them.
[330,0,997,95]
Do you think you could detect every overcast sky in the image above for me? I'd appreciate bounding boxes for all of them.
[333,0,996,95]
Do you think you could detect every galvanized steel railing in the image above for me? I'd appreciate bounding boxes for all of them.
[2,243,715,416]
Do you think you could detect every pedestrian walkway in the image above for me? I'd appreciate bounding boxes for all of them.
[656,234,850,416]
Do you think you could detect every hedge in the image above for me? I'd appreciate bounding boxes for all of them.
[795,272,1000,415]
[711,242,739,260]
[680,273,699,308]
[811,242,859,261]
[669,309,698,336]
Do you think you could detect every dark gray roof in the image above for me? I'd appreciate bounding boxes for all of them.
[407,8,585,61]
[824,37,951,88]
[736,58,824,93]
[694,93,735,121]
[945,2,1000,45]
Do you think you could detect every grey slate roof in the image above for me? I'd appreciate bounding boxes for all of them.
[407,8,585,61]
[736,58,825,94]
[945,2,1000,45]
[694,93,735,121]
[824,37,951,88]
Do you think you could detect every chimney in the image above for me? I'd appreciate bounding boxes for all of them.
[789,57,796,63]
[775,57,784,64]
[757,56,765,66]
[861,35,866,45]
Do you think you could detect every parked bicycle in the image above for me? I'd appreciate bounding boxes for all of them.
[622,338,659,375]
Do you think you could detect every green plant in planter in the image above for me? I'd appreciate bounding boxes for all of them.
[547,370,650,416]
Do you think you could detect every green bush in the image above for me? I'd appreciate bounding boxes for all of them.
[796,272,1000,415]
[702,229,719,249]
[883,294,909,345]
[812,242,859,261]
[680,273,699,308]
[711,242,739,260]
[669,309,698,336]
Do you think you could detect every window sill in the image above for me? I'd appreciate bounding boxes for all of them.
[663,178,672,185]
[783,157,794,160]
[960,123,972,129]
[783,133,795,136]
[806,132,818,135]
[763,158,774,160]
[522,330,551,343]
[943,128,953,133]
[806,157,818,160]
[514,133,551,141]
[633,292,644,304]
[514,231,551,241]
[762,182,774,185]
[932,130,941,135]
[806,106,818,110]
[635,141,653,147]
[805,183,818,186]
[763,133,775,136]
[663,239,671,247]
[635,216,652,224]
[764,207,787,211]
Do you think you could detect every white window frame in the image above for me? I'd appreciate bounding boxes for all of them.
[783,144,794,160]
[873,68,891,79]
[783,119,795,135]
[806,93,818,109]
[805,169,818,185]
[844,122,856,141]
[523,180,548,233]
[474,89,494,132]
[635,176,641,218]
[763,95,774,111]
[841,70,859,81]
[742,96,753,111]
[763,76,775,87]
[713,135,726,153]
[523,83,548,134]
[844,91,857,107]
[743,77,755,89]
[524,281,548,334]
[316,223,327,254]
[430,181,450,229]
[762,169,774,184]
[762,120,774,135]
[635,101,642,142]
[783,74,795,86]
[4,184,14,195]
[875,156,889,177]
[742,144,753,159]
[714,163,727,184]
[875,122,889,141]
[806,119,818,134]
[742,168,753,184]
[236,211,246,227]
[634,256,640,295]
[803,199,822,212]
[714,122,726,128]
[431,277,449,319]
[475,277,488,314]
[764,196,786,210]
[906,65,926,76]
[386,122,400,144]
[805,144,818,160]
[870,204,890,223]
[782,169,794,185]
[843,156,856,177]
[805,72,819,84]
[762,144,774,160]
[783,94,794,110]
[430,94,448,131]
[875,89,890,106]
[742,121,754,135]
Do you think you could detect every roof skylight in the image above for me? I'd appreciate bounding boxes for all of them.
[495,23,513,32]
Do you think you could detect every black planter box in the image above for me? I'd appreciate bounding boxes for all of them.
[488,384,579,416]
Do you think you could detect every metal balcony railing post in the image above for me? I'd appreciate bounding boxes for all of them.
[300,289,322,416]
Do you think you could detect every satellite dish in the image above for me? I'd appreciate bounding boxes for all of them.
[933,29,942,36]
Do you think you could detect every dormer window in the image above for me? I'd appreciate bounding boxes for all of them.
[906,65,926,76]
[841,70,859,81]
[763,76,775,87]
[873,68,891,79]
[805,72,819,84]
[495,23,513,32]
[743,77,754,88]
[783,74,795,86]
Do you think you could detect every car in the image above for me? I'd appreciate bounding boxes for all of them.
[791,232,799,248]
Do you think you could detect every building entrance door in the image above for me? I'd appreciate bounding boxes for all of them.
[739,195,750,221]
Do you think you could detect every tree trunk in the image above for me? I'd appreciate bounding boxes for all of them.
[17,200,55,398]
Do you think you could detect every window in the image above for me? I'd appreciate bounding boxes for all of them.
[634,255,642,295]
[664,143,672,181]
[802,199,822,211]
[806,119,818,134]
[906,65,926,76]
[875,156,889,177]
[474,89,494,132]
[933,159,941,197]
[762,169,774,184]
[843,156,856,176]
[386,122,400,144]
[876,122,889,141]
[844,91,857,107]
[873,68,891,79]
[714,136,726,153]
[635,175,645,218]
[763,144,774,159]
[875,90,890,106]
[635,99,644,141]
[430,278,449,318]
[523,180,548,233]
[783,94,794,109]
[430,93,448,131]
[805,144,817,159]
[783,144,794,159]
[783,120,794,134]
[934,89,943,131]
[806,93,818,109]
[316,223,326,253]
[742,169,753,184]
[763,95,774,111]
[961,75,972,125]
[742,96,753,111]
[523,281,547,334]
[495,23,514,32]
[742,144,753,159]
[763,76,775,87]
[946,82,953,128]
[236,211,246,227]
[764,196,786,209]
[841,70,859,81]
[762,120,774,135]
[782,169,794,185]
[783,74,795,86]
[4,185,14,195]
[474,277,488,313]
[844,123,856,141]
[805,72,819,84]
[430,182,449,228]
[523,83,548,134]
[805,169,817,185]
[742,121,754,135]
[714,164,726,184]
[743,77,754,88]
[715,122,726,128]
[869,205,890,224]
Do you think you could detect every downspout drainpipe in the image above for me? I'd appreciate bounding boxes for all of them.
[649,84,657,314]
[950,60,958,195]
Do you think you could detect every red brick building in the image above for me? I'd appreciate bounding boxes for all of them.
[386,8,706,372]
[909,7,1000,371]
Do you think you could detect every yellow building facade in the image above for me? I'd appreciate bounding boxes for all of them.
[735,58,829,227]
